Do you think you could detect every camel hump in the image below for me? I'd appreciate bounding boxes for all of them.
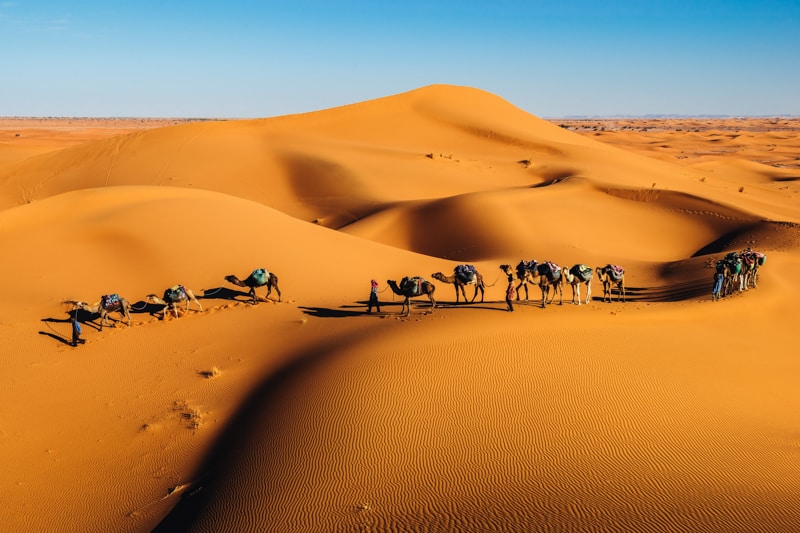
[605,264,625,280]
[101,294,121,310]
[165,285,186,301]
[400,276,424,294]
[573,264,593,281]
[248,268,269,286]
[454,264,477,283]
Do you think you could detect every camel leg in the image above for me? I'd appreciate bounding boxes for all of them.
[429,293,436,310]
[585,281,591,304]
[573,284,580,305]
[191,293,203,312]
[261,276,281,302]
[516,281,526,301]
[472,284,483,303]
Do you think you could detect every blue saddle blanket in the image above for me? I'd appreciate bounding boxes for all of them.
[455,264,477,283]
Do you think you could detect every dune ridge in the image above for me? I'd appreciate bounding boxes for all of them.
[1,86,799,532]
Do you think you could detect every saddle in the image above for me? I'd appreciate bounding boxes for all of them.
[164,285,186,303]
[248,268,269,287]
[455,264,477,283]
[400,276,423,296]
[101,294,121,311]
[573,264,593,282]
[606,265,624,281]
[543,261,561,282]
[517,260,538,275]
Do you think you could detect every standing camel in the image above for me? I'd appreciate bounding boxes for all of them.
[561,264,593,305]
[500,262,561,308]
[224,268,281,304]
[147,284,203,319]
[431,264,485,303]
[386,277,436,315]
[67,294,132,330]
[595,264,626,303]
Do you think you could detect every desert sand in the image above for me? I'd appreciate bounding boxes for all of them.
[1,85,799,532]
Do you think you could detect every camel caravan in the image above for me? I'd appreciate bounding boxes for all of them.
[712,248,766,301]
[63,268,282,333]
[58,248,766,341]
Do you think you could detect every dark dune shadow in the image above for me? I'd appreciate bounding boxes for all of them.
[152,331,369,532]
[693,224,761,256]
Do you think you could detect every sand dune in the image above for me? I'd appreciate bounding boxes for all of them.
[1,85,799,532]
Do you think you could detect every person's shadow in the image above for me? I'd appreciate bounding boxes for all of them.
[40,309,93,345]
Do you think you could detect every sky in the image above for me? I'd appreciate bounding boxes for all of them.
[1,1,799,118]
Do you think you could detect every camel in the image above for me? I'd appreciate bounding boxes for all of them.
[595,264,626,303]
[740,249,766,289]
[561,264,593,305]
[67,294,132,330]
[431,265,485,303]
[500,261,561,308]
[224,268,281,304]
[147,284,203,319]
[720,252,743,296]
[386,277,436,315]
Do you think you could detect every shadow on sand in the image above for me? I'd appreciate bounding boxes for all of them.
[299,299,511,318]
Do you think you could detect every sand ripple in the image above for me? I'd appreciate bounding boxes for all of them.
[156,322,800,532]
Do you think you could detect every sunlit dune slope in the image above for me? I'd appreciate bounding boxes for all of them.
[0,185,454,323]
[0,85,740,225]
[4,87,796,266]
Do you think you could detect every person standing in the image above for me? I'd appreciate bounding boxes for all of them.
[712,271,724,301]
[367,279,381,313]
[71,310,86,346]
[505,274,516,312]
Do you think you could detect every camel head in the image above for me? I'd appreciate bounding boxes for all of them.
[431,272,446,282]
[499,264,512,276]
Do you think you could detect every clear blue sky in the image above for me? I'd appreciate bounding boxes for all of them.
[1,1,798,118]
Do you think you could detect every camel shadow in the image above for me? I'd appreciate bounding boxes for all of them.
[201,286,255,303]
[299,306,365,318]
[590,280,710,303]
[130,300,164,316]
[435,301,509,311]
[301,301,412,318]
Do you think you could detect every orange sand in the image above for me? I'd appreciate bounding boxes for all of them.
[1,86,799,532]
